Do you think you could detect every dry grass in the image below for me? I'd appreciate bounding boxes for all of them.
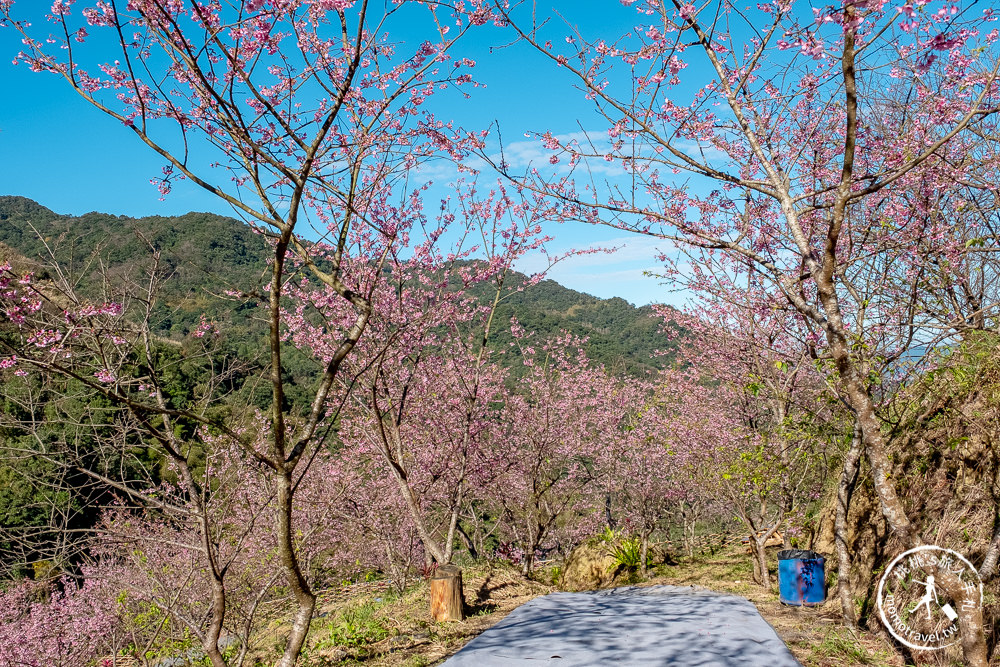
[294,565,552,666]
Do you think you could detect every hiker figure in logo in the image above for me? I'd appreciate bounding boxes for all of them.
[911,575,939,621]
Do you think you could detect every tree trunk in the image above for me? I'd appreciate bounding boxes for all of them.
[456,522,479,561]
[754,537,770,589]
[932,567,989,665]
[844,381,987,665]
[959,599,990,666]
[682,503,697,557]
[203,577,228,667]
[275,472,316,667]
[807,29,989,659]
[384,431,447,565]
[641,532,649,576]
[521,514,546,578]
[605,493,617,531]
[981,450,1000,580]
[681,505,690,557]
[981,527,1000,580]
[175,454,227,667]
[836,421,863,630]
[750,541,761,583]
[430,565,465,622]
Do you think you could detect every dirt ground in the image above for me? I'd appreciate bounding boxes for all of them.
[292,547,919,667]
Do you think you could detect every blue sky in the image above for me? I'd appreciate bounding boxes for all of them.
[0,2,682,307]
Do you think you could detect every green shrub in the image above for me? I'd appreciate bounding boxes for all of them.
[312,601,390,650]
[606,534,643,572]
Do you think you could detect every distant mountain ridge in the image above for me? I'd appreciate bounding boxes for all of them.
[0,195,675,374]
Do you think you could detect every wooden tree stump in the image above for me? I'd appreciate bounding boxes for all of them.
[430,565,465,622]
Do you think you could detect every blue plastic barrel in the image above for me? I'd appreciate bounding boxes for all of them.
[777,549,825,606]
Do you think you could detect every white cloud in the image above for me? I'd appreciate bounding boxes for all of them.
[493,130,624,177]
[492,130,732,181]
[514,235,690,306]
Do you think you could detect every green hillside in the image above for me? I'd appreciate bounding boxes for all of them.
[0,195,674,373]
[0,196,268,338]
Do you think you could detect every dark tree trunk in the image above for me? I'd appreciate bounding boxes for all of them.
[748,537,769,587]
[640,532,650,576]
[605,493,617,531]
[456,522,479,561]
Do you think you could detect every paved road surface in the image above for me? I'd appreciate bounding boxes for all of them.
[442,585,801,666]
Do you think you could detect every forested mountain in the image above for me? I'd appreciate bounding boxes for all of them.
[0,196,268,337]
[0,195,675,374]
[0,194,676,579]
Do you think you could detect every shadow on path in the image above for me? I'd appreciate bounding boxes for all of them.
[442,585,801,666]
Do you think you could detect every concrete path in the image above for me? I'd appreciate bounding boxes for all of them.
[442,585,801,666]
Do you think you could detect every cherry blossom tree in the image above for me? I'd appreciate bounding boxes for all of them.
[666,291,835,588]
[483,332,629,575]
[496,0,1000,659]
[599,372,692,575]
[314,446,427,589]
[1,1,498,664]
[0,244,322,666]
[0,574,120,667]
[86,432,315,667]
[285,183,556,573]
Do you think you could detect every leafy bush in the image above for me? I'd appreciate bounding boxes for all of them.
[602,530,643,572]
